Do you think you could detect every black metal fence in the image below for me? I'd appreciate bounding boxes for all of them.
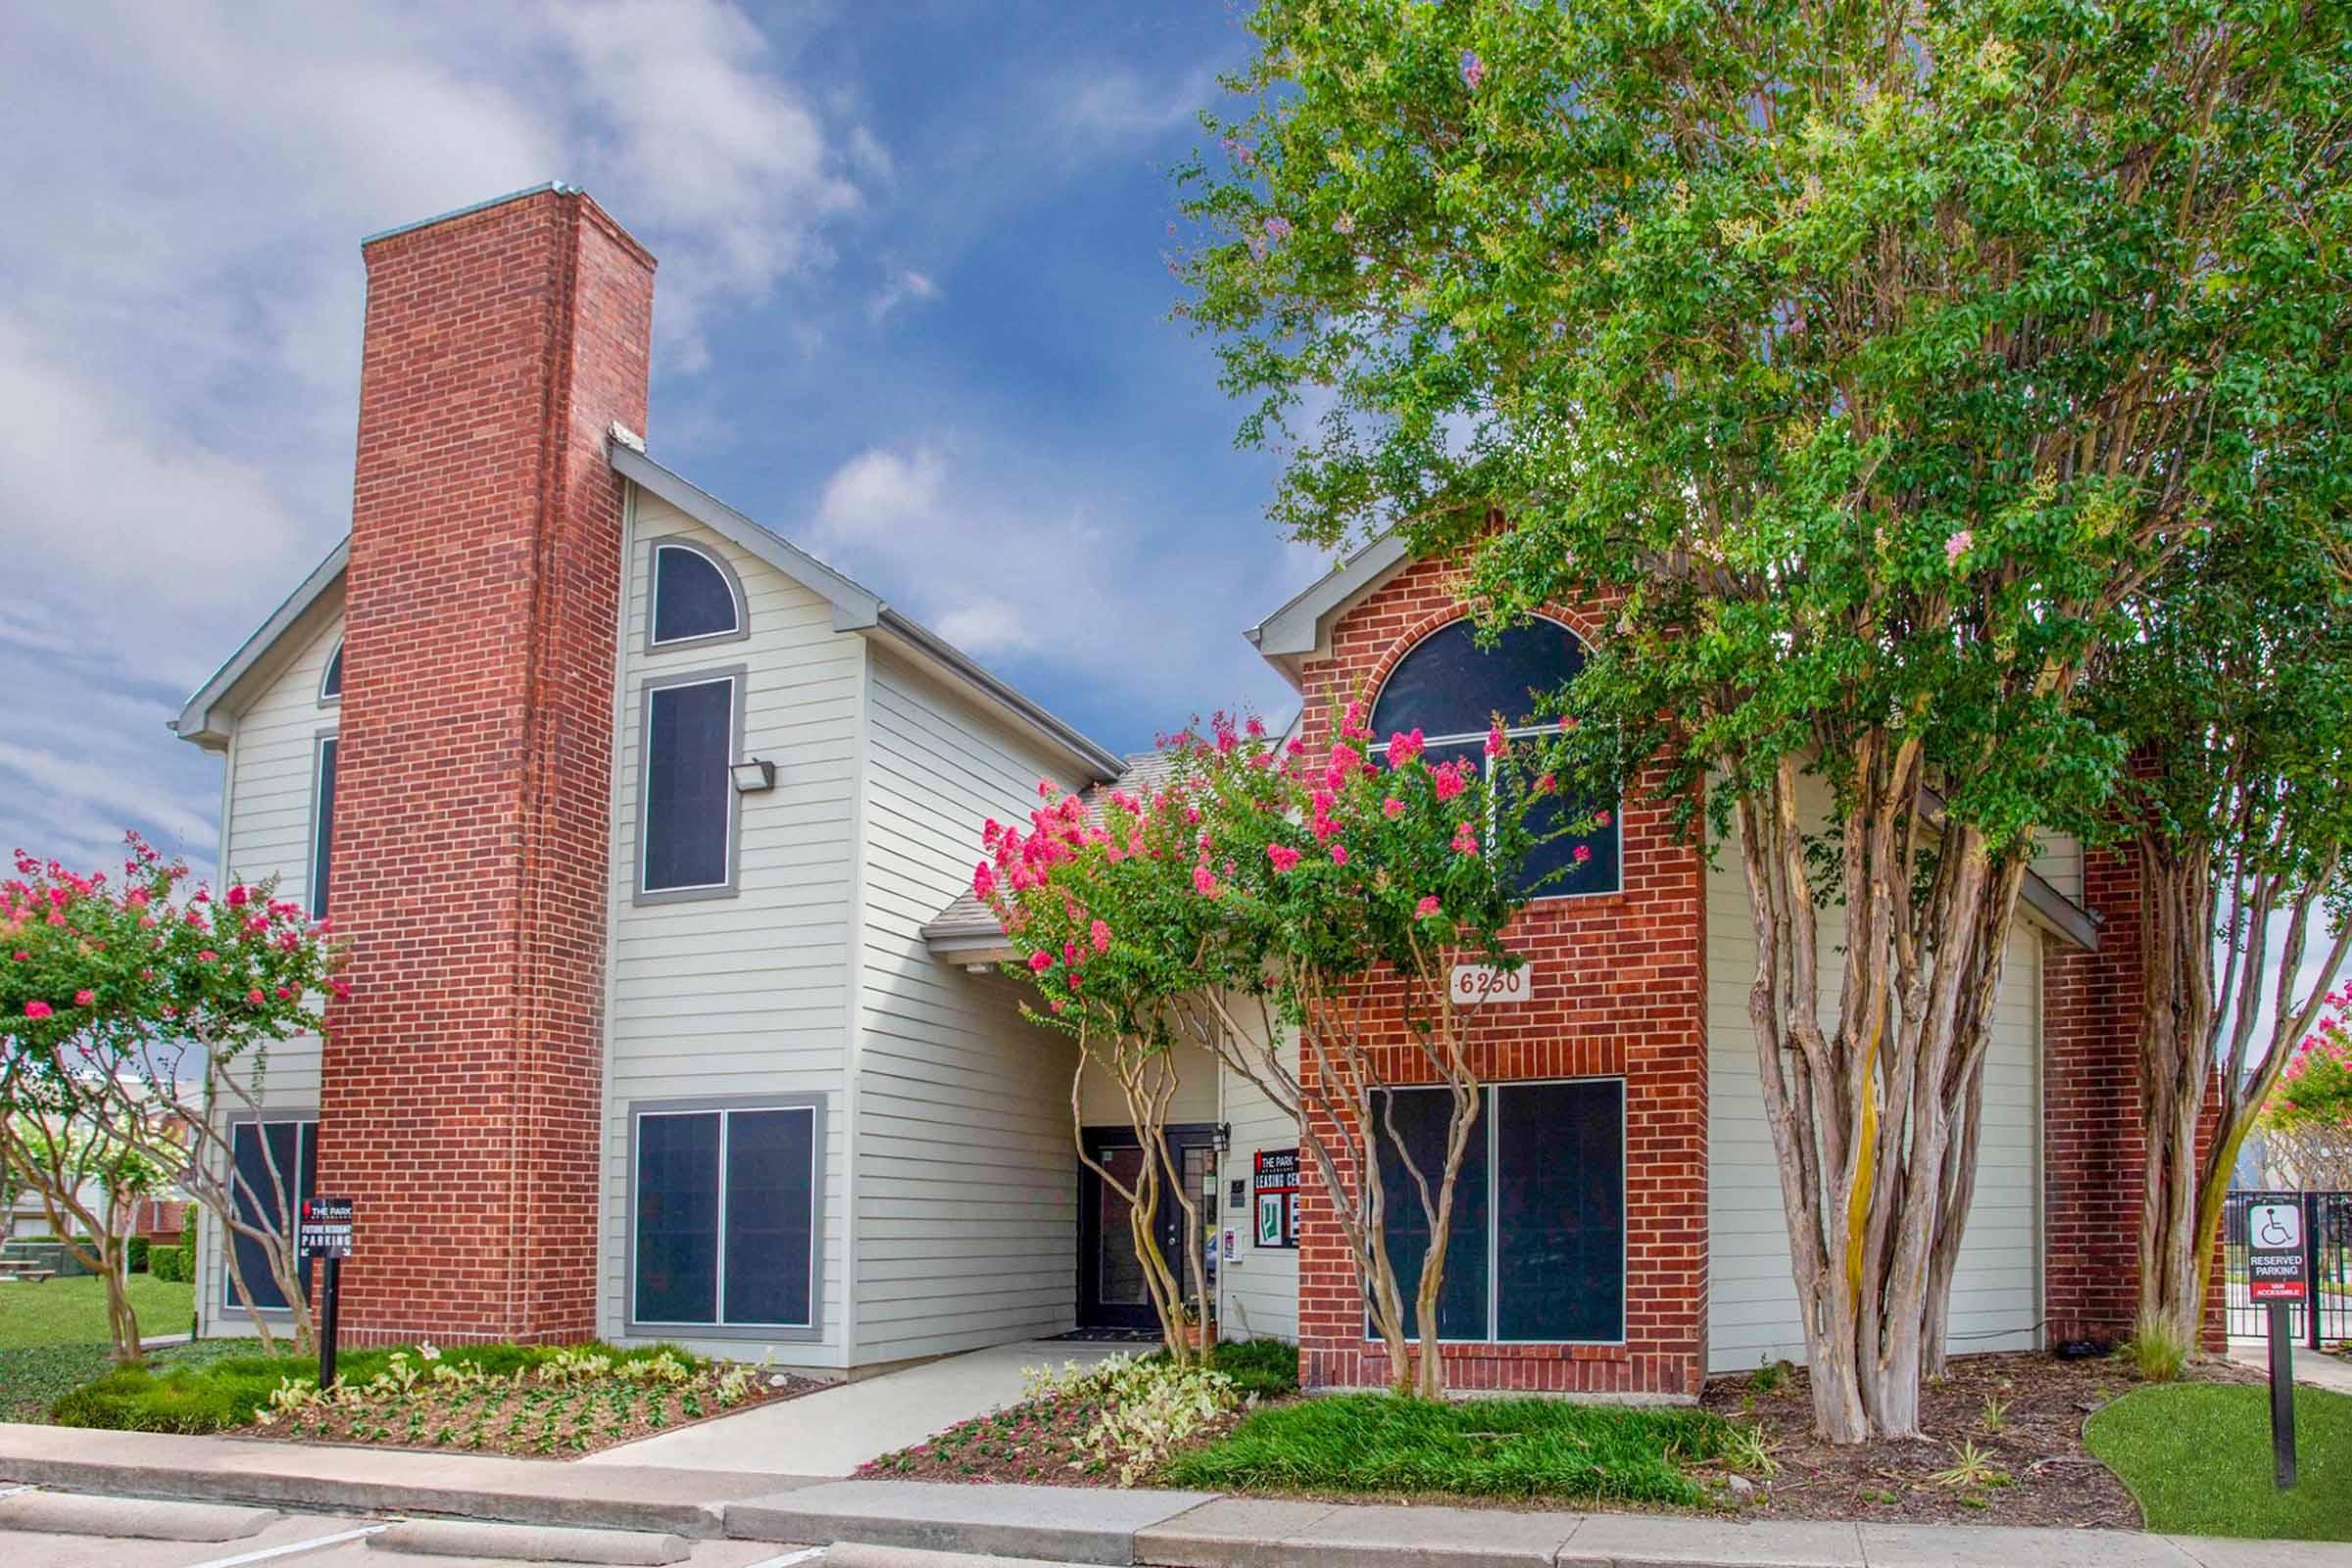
[2223,1190,2352,1345]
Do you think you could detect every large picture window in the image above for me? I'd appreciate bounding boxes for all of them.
[1371,1079,1624,1344]
[630,1101,819,1335]
[1367,618,1620,896]
[311,734,337,919]
[222,1116,318,1312]
[638,672,740,899]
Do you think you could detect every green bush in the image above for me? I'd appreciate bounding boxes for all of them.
[175,1214,198,1285]
[149,1249,186,1284]
[1210,1338,1300,1398]
[1165,1392,1731,1505]
[125,1238,149,1274]
[2120,1311,2191,1383]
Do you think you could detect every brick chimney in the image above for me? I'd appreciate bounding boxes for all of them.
[322,185,655,1345]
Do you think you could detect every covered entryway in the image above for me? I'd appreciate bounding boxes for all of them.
[1077,1124,1219,1333]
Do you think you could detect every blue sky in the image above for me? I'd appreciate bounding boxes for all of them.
[0,1,1327,881]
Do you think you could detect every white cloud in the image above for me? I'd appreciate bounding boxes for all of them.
[868,268,941,323]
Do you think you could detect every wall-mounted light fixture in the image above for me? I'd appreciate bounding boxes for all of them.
[1212,1122,1233,1154]
[731,759,777,793]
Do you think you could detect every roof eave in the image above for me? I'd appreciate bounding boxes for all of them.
[172,540,351,751]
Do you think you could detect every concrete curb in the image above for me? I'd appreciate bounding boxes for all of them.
[367,1518,692,1563]
[0,1490,278,1542]
[724,1480,1217,1564]
[822,1547,1090,1568]
[0,1423,805,1540]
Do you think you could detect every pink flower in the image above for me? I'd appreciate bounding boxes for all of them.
[330,980,352,1001]
[1268,844,1302,872]
[1486,724,1507,758]
[1460,49,1485,89]
[1029,951,1054,973]
[1574,844,1593,864]
[1593,808,1612,828]
[197,950,218,963]
[1433,763,1467,802]
[1451,820,1481,857]
[8,951,23,962]
[23,1000,51,1019]
[275,987,295,1002]
[73,989,94,1005]
[1387,729,1425,766]
[1341,701,1371,741]
[1037,779,1054,799]
[1414,896,1442,919]
[1945,528,1972,565]
[1536,773,1556,795]
[1090,919,1112,955]
[1193,863,1220,898]
[973,862,997,900]
[1383,797,1405,819]
[225,884,249,907]
[1331,845,1349,866]
[246,988,266,1005]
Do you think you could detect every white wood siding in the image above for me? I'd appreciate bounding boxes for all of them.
[600,491,864,1366]
[851,648,1089,1365]
[1079,1045,1219,1128]
[198,609,340,1335]
[1217,1027,1300,1344]
[1705,793,2044,1373]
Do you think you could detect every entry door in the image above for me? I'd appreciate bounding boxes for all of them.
[1077,1125,1217,1331]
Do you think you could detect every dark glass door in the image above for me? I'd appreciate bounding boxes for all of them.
[1077,1125,1217,1331]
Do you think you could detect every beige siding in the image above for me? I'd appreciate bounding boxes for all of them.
[1216,1026,1300,1344]
[198,609,341,1336]
[1705,788,2044,1373]
[599,491,864,1366]
[2035,830,2084,905]
[1079,1046,1219,1128]
[851,648,1090,1364]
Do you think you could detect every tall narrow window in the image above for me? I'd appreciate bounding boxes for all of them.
[318,640,343,703]
[1371,1079,1625,1343]
[632,1102,819,1334]
[311,735,337,918]
[1367,618,1620,896]
[223,1117,317,1311]
[651,543,742,646]
[639,675,737,897]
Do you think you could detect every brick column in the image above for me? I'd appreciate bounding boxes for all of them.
[320,186,654,1346]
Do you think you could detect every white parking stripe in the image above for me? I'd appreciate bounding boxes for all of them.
[738,1550,825,1568]
[185,1523,388,1567]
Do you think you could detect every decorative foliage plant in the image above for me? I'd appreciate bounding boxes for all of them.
[1178,0,2352,1441]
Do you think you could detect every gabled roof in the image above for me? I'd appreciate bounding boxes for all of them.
[1244,531,1411,689]
[172,445,1125,783]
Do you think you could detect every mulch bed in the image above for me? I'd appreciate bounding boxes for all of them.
[254,1364,825,1460]
[860,1390,1246,1487]
[1699,1350,2260,1528]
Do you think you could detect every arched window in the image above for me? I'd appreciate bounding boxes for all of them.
[318,640,343,705]
[1367,617,1619,896]
[650,542,744,648]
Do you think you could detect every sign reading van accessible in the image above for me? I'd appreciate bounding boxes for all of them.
[2247,1200,2307,1303]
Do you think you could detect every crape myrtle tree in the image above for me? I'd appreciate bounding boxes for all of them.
[1179,2,2351,1440]
[2262,1002,2352,1191]
[980,707,1594,1396]
[0,834,342,1354]
[2085,516,2352,1348]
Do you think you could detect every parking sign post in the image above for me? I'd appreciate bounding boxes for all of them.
[298,1197,356,1392]
[2246,1198,2308,1490]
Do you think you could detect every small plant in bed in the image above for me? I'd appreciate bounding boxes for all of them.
[48,1340,819,1456]
[1164,1393,1734,1507]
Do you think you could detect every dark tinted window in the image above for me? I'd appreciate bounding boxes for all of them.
[653,546,740,644]
[634,1111,720,1323]
[319,643,343,700]
[1372,1086,1489,1342]
[1494,1081,1624,1341]
[312,737,337,918]
[1368,618,1586,737]
[643,680,733,892]
[225,1119,315,1310]
[723,1108,815,1326]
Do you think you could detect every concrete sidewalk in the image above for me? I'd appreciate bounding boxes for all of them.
[583,1339,1121,1477]
[5,1424,2349,1566]
[2229,1339,2352,1396]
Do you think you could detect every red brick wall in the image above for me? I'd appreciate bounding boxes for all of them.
[2043,844,2229,1352]
[1290,553,1709,1396]
[319,188,654,1347]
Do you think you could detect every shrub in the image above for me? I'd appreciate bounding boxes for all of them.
[1208,1338,1299,1399]
[125,1238,149,1274]
[150,1249,185,1284]
[2120,1312,2191,1383]
[176,1212,198,1283]
[1025,1354,1241,1486]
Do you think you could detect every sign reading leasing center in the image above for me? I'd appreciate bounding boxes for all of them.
[2247,1200,2307,1303]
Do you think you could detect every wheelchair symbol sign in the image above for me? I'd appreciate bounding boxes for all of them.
[2248,1201,2308,1302]
[2253,1204,2301,1251]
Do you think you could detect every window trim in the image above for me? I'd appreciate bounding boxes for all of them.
[318,639,343,706]
[644,538,749,652]
[623,1094,825,1343]
[310,730,337,920]
[633,666,748,906]
[1367,613,1622,901]
[1367,1075,1628,1347]
[218,1110,318,1318]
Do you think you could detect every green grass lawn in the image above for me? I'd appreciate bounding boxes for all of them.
[1163,1392,1731,1505]
[2084,1383,2352,1542]
[0,1273,194,1351]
